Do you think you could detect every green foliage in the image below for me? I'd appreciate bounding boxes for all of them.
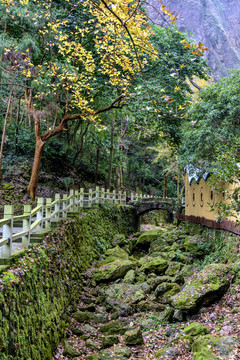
[179,69,240,168]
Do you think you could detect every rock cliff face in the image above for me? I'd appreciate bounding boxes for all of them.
[146,0,240,80]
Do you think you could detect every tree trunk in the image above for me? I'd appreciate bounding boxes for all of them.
[107,117,115,188]
[95,147,100,183]
[0,89,13,179]
[163,172,168,198]
[27,138,45,200]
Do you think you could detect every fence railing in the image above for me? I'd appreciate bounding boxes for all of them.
[0,187,149,261]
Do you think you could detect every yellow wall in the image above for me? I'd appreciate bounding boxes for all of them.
[184,173,238,221]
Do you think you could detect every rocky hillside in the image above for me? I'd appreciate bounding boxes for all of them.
[147,0,240,80]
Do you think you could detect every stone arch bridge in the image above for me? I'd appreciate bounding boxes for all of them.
[131,197,182,221]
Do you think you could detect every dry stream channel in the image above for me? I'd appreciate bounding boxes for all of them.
[53,223,240,360]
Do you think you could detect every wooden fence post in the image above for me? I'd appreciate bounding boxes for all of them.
[2,205,13,259]
[22,205,31,249]
[36,197,44,233]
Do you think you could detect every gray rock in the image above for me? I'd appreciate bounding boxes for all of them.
[192,335,237,359]
[102,335,119,349]
[99,320,129,335]
[123,269,135,284]
[63,341,80,358]
[141,318,158,330]
[73,310,92,323]
[92,259,137,283]
[92,313,109,324]
[140,258,168,275]
[124,328,144,346]
[85,338,99,350]
[171,264,231,314]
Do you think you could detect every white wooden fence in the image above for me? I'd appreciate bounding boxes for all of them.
[0,187,147,261]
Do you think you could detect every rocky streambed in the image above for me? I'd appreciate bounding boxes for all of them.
[54,225,240,359]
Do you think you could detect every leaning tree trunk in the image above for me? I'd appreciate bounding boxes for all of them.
[27,137,45,200]
[0,89,13,179]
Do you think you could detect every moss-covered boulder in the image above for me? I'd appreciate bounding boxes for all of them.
[192,335,237,359]
[101,246,129,263]
[156,282,181,304]
[184,236,205,256]
[171,264,231,314]
[92,259,137,283]
[63,341,80,357]
[99,320,129,335]
[99,346,132,359]
[102,335,119,349]
[124,328,144,346]
[155,282,180,297]
[165,262,183,276]
[105,283,150,305]
[73,311,93,323]
[183,322,209,337]
[123,269,135,284]
[140,258,168,275]
[136,230,164,248]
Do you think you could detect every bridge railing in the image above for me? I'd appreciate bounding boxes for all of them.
[0,187,148,262]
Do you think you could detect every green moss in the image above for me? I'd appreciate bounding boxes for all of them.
[0,205,137,359]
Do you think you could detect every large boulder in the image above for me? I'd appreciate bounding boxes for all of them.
[183,322,209,337]
[124,328,144,346]
[92,259,137,283]
[105,283,150,305]
[140,258,168,275]
[100,246,129,264]
[171,264,232,315]
[184,236,206,256]
[192,335,237,359]
[136,230,164,248]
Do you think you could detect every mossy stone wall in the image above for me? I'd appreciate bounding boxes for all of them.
[180,221,240,264]
[0,205,137,360]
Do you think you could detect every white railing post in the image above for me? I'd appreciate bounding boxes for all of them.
[2,205,13,259]
[106,189,110,202]
[112,190,116,204]
[131,192,134,202]
[96,186,99,204]
[74,190,79,211]
[54,194,60,221]
[22,205,31,249]
[88,189,93,207]
[80,188,84,208]
[70,189,75,211]
[36,197,44,233]
[118,191,121,204]
[45,198,52,231]
[62,194,68,219]
[123,191,126,205]
[101,188,105,203]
